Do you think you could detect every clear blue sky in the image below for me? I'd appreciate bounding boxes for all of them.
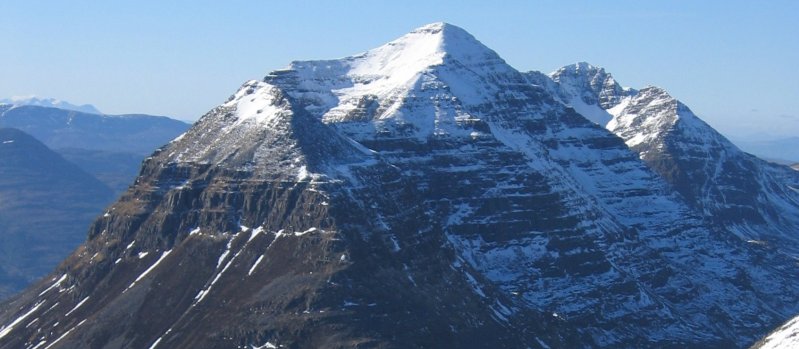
[2,1,797,139]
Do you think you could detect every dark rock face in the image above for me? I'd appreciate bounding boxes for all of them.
[0,128,114,300]
[2,23,799,349]
[0,105,190,194]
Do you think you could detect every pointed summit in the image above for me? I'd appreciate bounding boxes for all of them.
[262,22,520,138]
[283,22,507,94]
[401,22,502,64]
[550,62,632,110]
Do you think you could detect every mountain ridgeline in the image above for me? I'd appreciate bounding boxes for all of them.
[528,62,799,256]
[1,23,798,349]
[0,104,190,194]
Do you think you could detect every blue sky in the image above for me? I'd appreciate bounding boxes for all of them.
[2,1,797,139]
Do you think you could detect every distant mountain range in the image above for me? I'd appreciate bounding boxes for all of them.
[0,104,190,194]
[0,96,102,115]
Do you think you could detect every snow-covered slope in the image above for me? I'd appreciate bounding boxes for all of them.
[531,63,799,256]
[2,23,799,349]
[751,314,799,349]
[526,63,634,125]
[0,96,101,114]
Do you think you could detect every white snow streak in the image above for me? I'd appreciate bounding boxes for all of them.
[0,301,45,339]
[124,250,172,292]
[64,297,89,317]
[42,319,86,349]
[38,274,67,296]
[248,255,264,276]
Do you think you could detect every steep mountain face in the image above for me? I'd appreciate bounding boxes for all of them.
[2,23,799,349]
[0,96,101,115]
[531,63,799,255]
[0,128,114,300]
[0,105,190,193]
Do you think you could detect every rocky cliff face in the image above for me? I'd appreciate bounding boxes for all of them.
[531,63,799,257]
[2,23,798,349]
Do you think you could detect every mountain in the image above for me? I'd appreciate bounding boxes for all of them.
[750,314,799,349]
[2,23,799,349]
[0,128,114,300]
[529,63,799,256]
[0,104,190,194]
[0,96,101,115]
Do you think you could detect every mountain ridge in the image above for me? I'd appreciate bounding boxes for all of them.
[534,62,799,256]
[0,96,102,115]
[1,23,798,349]
[0,104,190,193]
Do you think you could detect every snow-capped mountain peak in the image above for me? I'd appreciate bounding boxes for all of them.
[550,62,633,110]
[606,85,715,140]
[288,22,505,85]
[260,22,520,140]
[524,62,634,125]
[5,23,799,349]
[0,96,102,114]
[606,85,686,148]
[537,62,799,256]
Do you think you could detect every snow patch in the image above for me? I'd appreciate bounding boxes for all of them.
[758,314,799,349]
[124,250,172,292]
[0,301,45,340]
[64,297,89,317]
[43,319,87,349]
[38,274,67,296]
[248,255,264,276]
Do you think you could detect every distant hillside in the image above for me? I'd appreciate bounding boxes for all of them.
[0,104,188,154]
[0,105,190,194]
[0,128,114,300]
